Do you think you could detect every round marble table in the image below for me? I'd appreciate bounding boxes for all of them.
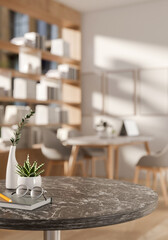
[0,177,158,240]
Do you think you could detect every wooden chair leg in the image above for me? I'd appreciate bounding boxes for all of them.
[63,161,69,176]
[46,161,53,176]
[91,158,96,177]
[153,170,157,191]
[159,169,168,206]
[76,161,86,177]
[85,159,90,177]
[134,166,140,184]
[114,148,119,180]
[146,170,151,188]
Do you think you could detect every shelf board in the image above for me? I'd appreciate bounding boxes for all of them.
[0,68,80,85]
[0,68,40,82]
[0,97,80,107]
[0,123,80,128]
[0,40,80,67]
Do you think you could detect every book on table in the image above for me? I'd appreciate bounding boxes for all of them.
[0,191,52,210]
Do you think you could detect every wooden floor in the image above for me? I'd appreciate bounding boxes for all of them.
[0,194,168,240]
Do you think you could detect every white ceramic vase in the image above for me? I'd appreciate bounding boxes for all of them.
[5,146,18,189]
[17,175,42,189]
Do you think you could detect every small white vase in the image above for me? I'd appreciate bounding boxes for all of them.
[17,175,42,189]
[5,146,18,189]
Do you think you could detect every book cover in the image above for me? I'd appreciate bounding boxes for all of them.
[0,191,52,211]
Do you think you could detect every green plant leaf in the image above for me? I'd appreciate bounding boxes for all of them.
[35,163,45,173]
[10,109,35,146]
[35,169,44,176]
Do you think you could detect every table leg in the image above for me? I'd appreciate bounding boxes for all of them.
[107,145,114,179]
[44,231,61,240]
[114,147,119,179]
[68,145,79,176]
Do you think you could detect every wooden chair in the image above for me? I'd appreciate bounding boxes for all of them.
[81,148,107,177]
[57,128,107,177]
[41,129,85,177]
[134,144,168,205]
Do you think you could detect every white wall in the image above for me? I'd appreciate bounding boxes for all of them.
[81,0,168,178]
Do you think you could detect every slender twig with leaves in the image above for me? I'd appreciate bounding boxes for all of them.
[16,154,45,177]
[10,109,35,146]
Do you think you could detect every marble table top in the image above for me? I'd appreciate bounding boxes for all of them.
[0,177,158,231]
[66,135,153,146]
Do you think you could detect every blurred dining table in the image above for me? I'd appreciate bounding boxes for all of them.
[66,135,153,179]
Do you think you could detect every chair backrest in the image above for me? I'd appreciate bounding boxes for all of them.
[41,128,71,160]
[138,143,168,168]
[57,128,81,142]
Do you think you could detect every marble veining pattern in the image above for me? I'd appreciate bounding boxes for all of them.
[0,177,158,230]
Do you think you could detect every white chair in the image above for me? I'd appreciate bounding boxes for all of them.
[134,144,168,205]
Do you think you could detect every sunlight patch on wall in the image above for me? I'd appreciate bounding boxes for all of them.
[94,36,168,70]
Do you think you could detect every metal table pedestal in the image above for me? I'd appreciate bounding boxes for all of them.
[44,231,61,240]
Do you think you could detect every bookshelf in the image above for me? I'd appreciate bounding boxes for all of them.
[0,2,81,129]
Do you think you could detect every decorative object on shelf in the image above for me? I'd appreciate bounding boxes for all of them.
[16,154,44,189]
[5,109,35,190]
[95,120,115,138]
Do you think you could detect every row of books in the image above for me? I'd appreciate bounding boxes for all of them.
[35,105,68,125]
[1,105,69,125]
[13,79,61,101]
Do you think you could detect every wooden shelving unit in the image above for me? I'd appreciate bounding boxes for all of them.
[0,1,82,129]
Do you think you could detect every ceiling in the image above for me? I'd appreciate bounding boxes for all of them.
[55,0,158,13]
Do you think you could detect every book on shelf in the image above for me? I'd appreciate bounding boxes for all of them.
[0,191,52,211]
[45,69,61,79]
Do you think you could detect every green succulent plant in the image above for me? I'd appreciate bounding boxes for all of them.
[10,109,35,146]
[16,154,45,177]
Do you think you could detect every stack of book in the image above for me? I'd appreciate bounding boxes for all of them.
[47,86,60,100]
[45,69,61,79]
[0,191,52,211]
[10,37,25,46]
[35,105,68,125]
[58,64,79,80]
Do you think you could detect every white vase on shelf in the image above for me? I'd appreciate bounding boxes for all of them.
[5,146,18,189]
